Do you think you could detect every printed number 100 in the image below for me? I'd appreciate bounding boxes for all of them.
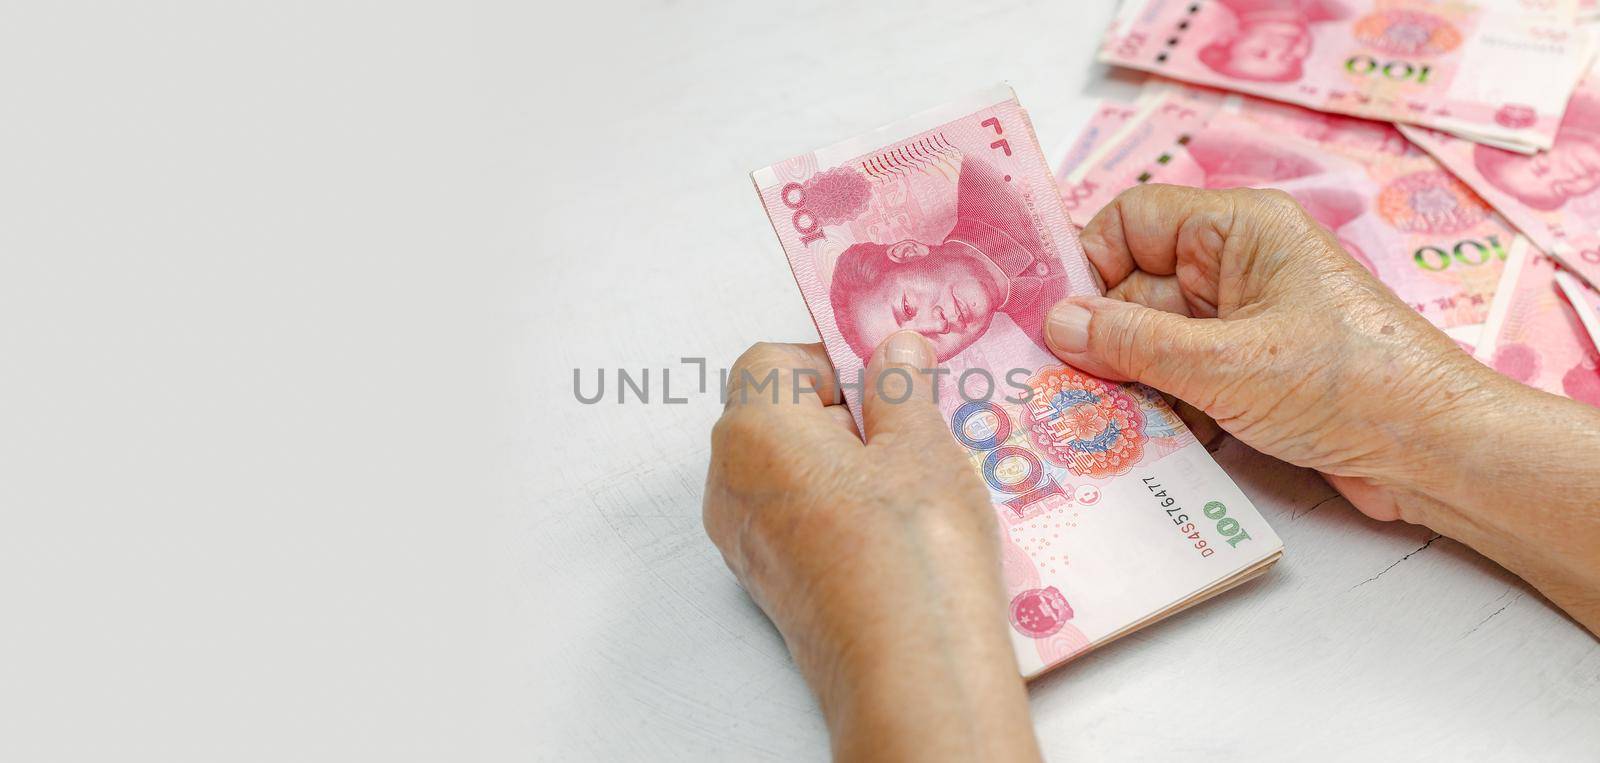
[1203,501,1253,548]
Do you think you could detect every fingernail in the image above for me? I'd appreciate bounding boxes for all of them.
[884,330,932,367]
[1047,302,1091,354]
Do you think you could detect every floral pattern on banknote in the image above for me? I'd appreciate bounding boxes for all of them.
[756,86,1281,678]
[1375,170,1488,233]
[1353,9,1462,56]
[1021,367,1147,478]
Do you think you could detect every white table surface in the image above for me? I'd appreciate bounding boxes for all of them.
[2,1,1596,761]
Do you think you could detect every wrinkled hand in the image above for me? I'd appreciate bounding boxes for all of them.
[703,332,1039,761]
[1044,184,1504,521]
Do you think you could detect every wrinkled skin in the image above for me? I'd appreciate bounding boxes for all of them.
[704,334,1039,761]
[1049,184,1493,522]
[706,185,1600,763]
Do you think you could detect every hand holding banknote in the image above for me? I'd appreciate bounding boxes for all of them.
[722,87,1600,760]
[1045,184,1600,629]
[704,337,1041,762]
[711,180,1600,762]
[1045,183,1478,518]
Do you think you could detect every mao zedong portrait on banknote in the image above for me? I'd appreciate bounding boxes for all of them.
[1194,0,1352,84]
[753,86,1282,678]
[824,153,1069,364]
[1472,91,1600,212]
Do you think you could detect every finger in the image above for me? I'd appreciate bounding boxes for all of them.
[860,330,948,446]
[789,342,848,406]
[824,405,862,438]
[1044,295,1236,408]
[1107,271,1194,316]
[1079,184,1236,312]
[723,341,841,410]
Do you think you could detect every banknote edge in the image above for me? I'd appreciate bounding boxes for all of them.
[1061,91,1170,185]
[1554,270,1600,352]
[1099,6,1590,152]
[750,83,1017,188]
[1022,552,1282,680]
[1398,122,1587,285]
[1474,235,1532,361]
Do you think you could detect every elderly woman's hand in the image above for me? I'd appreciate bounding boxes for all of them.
[703,334,1041,762]
[1043,184,1478,520]
[1046,184,1600,633]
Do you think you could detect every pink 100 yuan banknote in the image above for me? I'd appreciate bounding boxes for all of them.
[1476,237,1600,405]
[1399,58,1600,291]
[1057,90,1513,334]
[1051,100,1143,183]
[1555,271,1600,353]
[1099,0,1593,152]
[751,85,1283,678]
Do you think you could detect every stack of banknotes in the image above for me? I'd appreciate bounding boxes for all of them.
[1091,0,1600,399]
[749,0,1600,679]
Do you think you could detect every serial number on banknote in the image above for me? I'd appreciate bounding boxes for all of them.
[1142,477,1254,559]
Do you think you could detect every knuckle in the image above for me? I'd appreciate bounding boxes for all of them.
[701,489,729,548]
[1112,184,1153,207]
[1254,189,1317,230]
[1106,185,1154,223]
[1249,187,1297,211]
[1116,183,1183,216]
[731,341,785,375]
[711,409,766,452]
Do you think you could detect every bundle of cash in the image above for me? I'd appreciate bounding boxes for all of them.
[741,0,1600,681]
[753,86,1283,678]
[1398,57,1600,289]
[1100,0,1593,153]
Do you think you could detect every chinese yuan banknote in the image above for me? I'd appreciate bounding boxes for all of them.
[1058,90,1512,334]
[1555,271,1600,352]
[1052,100,1143,185]
[1399,59,1600,291]
[1476,238,1600,404]
[751,85,1282,678]
[1099,0,1592,153]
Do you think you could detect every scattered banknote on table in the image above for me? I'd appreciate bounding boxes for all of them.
[752,85,1283,678]
[1398,58,1600,291]
[735,0,1600,677]
[1099,0,1593,153]
[1555,270,1600,350]
[1475,237,1600,403]
[1051,100,1143,181]
[1058,85,1513,339]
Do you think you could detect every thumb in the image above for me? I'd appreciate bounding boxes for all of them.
[861,330,947,445]
[1044,296,1233,405]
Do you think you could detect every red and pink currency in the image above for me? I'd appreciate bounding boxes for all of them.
[752,86,1283,678]
[1058,85,1513,334]
[1100,0,1593,153]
